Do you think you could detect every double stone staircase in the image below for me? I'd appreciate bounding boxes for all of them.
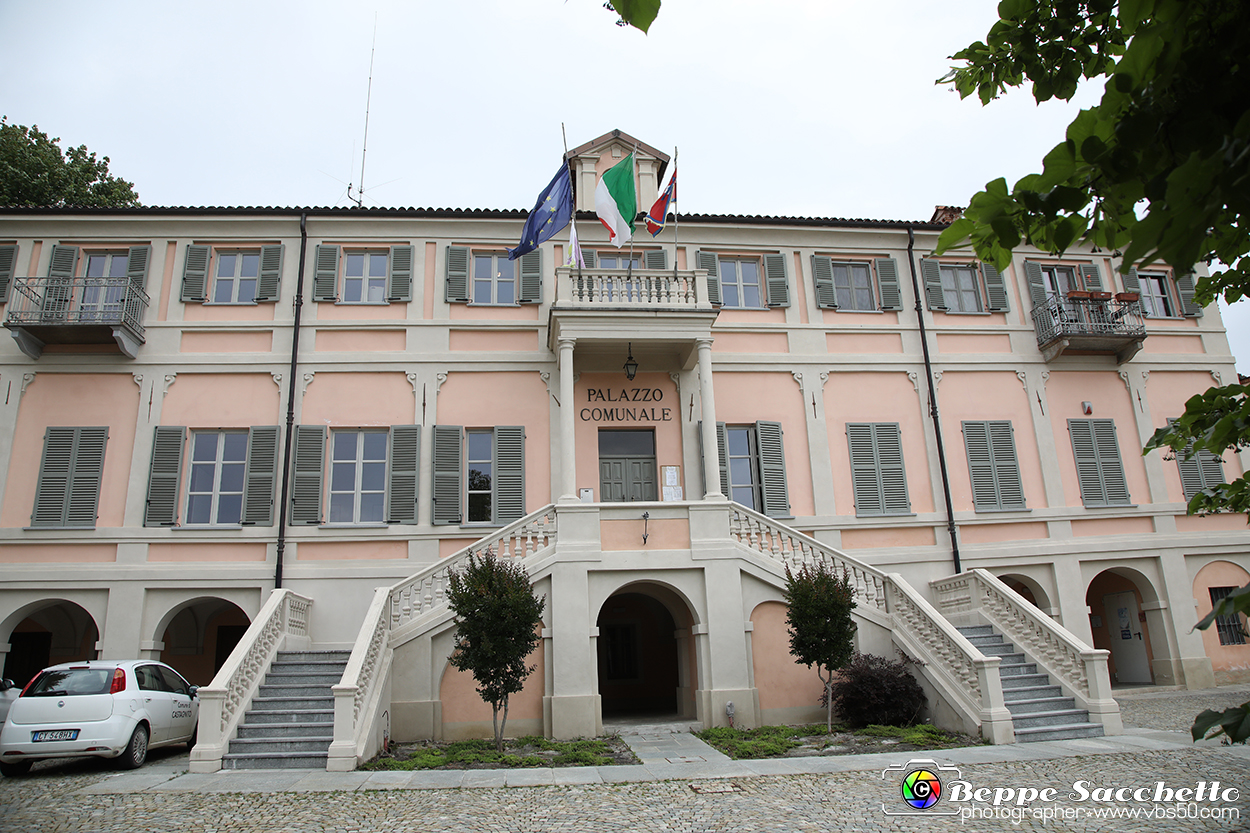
[222,650,349,770]
[958,625,1104,742]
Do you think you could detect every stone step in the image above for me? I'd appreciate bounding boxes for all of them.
[274,650,351,664]
[1011,708,1092,729]
[977,642,1020,657]
[221,751,329,770]
[1003,684,1064,701]
[956,625,995,638]
[1000,673,1051,689]
[237,722,334,739]
[998,661,1039,677]
[1014,722,1105,743]
[249,695,335,711]
[257,683,338,699]
[228,737,335,754]
[242,708,334,725]
[263,671,343,686]
[1006,696,1076,714]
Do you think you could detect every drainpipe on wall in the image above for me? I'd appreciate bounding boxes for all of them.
[905,226,962,574]
[274,212,308,588]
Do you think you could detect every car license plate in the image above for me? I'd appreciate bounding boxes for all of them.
[32,729,79,742]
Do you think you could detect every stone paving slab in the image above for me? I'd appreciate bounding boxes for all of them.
[290,770,370,791]
[506,768,556,786]
[552,766,604,784]
[203,770,309,792]
[143,772,224,792]
[596,764,656,783]
[362,770,420,790]
[406,770,467,790]
[461,770,508,788]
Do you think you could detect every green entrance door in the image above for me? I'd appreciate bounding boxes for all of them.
[599,429,657,501]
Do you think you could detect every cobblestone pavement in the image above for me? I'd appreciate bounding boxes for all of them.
[1116,683,1250,732]
[3,687,1250,832]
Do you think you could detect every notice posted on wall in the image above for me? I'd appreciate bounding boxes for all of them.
[662,466,682,501]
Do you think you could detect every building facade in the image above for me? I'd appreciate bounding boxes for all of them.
[1,131,1247,769]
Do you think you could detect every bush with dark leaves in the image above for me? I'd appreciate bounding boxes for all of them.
[828,652,926,728]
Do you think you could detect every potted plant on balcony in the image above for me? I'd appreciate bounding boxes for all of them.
[1115,292,1140,302]
[1089,291,1113,300]
[1066,289,1092,300]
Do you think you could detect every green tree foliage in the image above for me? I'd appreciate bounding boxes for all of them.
[0,118,139,208]
[606,0,661,33]
[936,0,1250,743]
[783,561,857,732]
[446,550,546,752]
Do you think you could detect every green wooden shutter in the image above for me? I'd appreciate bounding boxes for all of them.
[387,425,420,524]
[755,420,790,518]
[445,246,470,302]
[1079,263,1103,291]
[48,245,78,279]
[433,425,463,524]
[126,245,151,290]
[963,420,1025,511]
[1069,418,1130,507]
[763,253,790,308]
[242,426,279,525]
[582,249,597,268]
[920,259,946,310]
[1121,266,1141,293]
[644,249,667,270]
[875,258,902,311]
[31,427,108,528]
[811,255,837,309]
[1167,418,1226,501]
[982,262,1009,311]
[519,249,542,303]
[180,245,211,302]
[388,245,414,302]
[65,427,108,528]
[1176,272,1203,317]
[290,425,326,524]
[848,423,909,516]
[0,244,17,303]
[697,421,730,498]
[312,245,339,302]
[494,426,525,523]
[32,427,75,527]
[696,250,721,305]
[144,426,186,526]
[1023,260,1048,310]
[255,245,284,302]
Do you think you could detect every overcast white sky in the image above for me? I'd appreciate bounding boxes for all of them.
[2,0,1245,371]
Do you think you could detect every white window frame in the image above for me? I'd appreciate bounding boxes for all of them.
[1138,271,1179,318]
[726,426,762,511]
[211,250,261,305]
[831,261,876,311]
[940,264,984,313]
[1039,264,1077,300]
[471,252,517,306]
[718,256,765,309]
[327,430,388,524]
[341,250,389,304]
[185,430,249,526]
[80,250,129,320]
[466,429,494,523]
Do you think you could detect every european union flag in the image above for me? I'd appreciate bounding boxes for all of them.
[508,163,574,260]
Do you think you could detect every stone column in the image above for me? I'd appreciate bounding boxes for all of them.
[696,337,724,499]
[558,337,578,503]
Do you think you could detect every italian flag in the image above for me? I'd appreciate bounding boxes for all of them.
[595,153,636,248]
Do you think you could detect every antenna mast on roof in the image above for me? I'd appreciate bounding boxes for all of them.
[348,15,378,208]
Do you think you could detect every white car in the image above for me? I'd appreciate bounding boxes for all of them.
[0,680,17,725]
[0,660,199,777]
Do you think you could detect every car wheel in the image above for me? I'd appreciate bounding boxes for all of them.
[186,723,198,751]
[0,760,32,778]
[118,724,149,770]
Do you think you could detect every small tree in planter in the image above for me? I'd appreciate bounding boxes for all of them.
[446,550,546,753]
[783,561,857,732]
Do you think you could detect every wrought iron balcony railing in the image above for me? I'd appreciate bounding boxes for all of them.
[5,276,149,358]
[1031,294,1146,363]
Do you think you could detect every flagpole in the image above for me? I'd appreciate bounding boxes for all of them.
[561,123,580,288]
[626,140,639,283]
[671,146,679,279]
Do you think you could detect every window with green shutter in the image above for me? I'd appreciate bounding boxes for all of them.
[846,422,910,516]
[0,243,17,304]
[1167,419,1226,502]
[699,421,790,518]
[144,426,278,527]
[810,257,900,312]
[433,425,525,525]
[962,420,1026,511]
[1068,418,1131,507]
[31,426,109,528]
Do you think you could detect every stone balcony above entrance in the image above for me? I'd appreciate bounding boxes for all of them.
[548,266,720,364]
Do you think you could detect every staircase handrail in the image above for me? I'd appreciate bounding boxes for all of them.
[388,505,558,630]
[189,588,312,772]
[728,504,888,614]
[933,569,1116,710]
[887,572,1015,743]
[327,586,391,771]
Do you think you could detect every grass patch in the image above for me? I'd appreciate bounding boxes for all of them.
[855,723,957,744]
[363,736,620,770]
[697,722,980,760]
[695,724,830,759]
